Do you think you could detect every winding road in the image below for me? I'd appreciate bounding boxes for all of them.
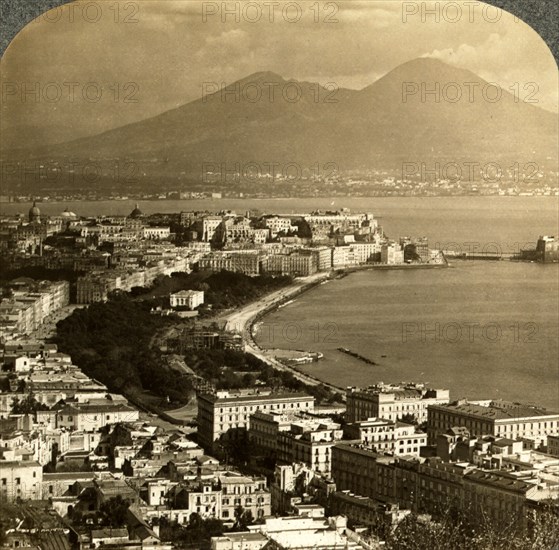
[222,272,345,394]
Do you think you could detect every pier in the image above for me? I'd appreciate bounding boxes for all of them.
[337,347,378,366]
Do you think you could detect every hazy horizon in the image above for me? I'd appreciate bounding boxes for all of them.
[1,0,557,151]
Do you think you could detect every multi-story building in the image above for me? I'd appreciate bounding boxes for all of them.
[346,384,450,424]
[222,216,254,244]
[198,251,261,276]
[143,226,171,240]
[547,434,559,457]
[332,242,380,268]
[331,443,396,503]
[281,423,343,475]
[462,469,543,531]
[344,418,427,456]
[261,216,295,238]
[0,460,43,502]
[301,246,333,271]
[331,442,552,532]
[427,400,559,447]
[202,216,224,242]
[56,401,139,432]
[76,272,121,304]
[304,211,375,237]
[218,472,271,522]
[170,290,204,310]
[400,237,430,263]
[0,281,70,338]
[197,390,315,451]
[536,235,559,263]
[250,411,343,475]
[262,250,317,277]
[381,242,404,264]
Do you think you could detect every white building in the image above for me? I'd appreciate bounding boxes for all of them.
[170,290,204,310]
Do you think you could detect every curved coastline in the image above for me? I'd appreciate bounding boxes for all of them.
[223,262,449,394]
[223,271,344,392]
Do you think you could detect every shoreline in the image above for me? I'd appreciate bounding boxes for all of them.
[223,272,345,393]
[222,261,449,394]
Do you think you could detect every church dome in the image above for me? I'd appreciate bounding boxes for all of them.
[129,203,143,218]
[61,208,77,219]
[28,201,41,222]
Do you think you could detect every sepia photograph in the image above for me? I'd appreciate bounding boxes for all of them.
[0,1,558,548]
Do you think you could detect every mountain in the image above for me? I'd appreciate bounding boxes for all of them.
[2,58,557,187]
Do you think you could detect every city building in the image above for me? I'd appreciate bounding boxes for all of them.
[547,434,559,457]
[198,251,261,276]
[56,401,139,432]
[346,383,450,424]
[197,390,315,451]
[381,242,404,264]
[427,400,559,447]
[536,235,559,263]
[170,290,204,309]
[0,280,70,338]
[0,460,43,502]
[344,418,427,456]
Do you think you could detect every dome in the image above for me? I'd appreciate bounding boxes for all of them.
[129,203,143,218]
[61,208,77,219]
[28,200,41,222]
[29,202,40,216]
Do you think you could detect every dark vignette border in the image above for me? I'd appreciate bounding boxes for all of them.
[0,0,558,64]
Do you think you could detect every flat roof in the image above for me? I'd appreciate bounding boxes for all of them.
[199,392,313,404]
[431,401,559,420]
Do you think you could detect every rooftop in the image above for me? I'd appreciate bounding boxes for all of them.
[432,400,559,420]
[200,391,313,404]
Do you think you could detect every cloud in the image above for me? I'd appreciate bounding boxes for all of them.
[422,32,558,112]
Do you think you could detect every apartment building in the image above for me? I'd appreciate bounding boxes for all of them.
[218,472,271,521]
[547,434,559,457]
[0,280,70,337]
[0,460,43,502]
[76,272,121,304]
[346,384,450,424]
[427,400,559,447]
[381,242,404,264]
[198,251,261,276]
[261,250,318,277]
[264,216,295,237]
[344,418,427,456]
[197,390,315,451]
[56,401,139,432]
[536,235,559,263]
[331,443,556,531]
[202,216,224,242]
[250,412,343,475]
[143,226,171,240]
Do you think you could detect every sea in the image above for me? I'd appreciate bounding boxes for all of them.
[2,195,558,253]
[2,196,558,408]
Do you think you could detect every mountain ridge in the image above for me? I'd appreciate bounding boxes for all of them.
[2,57,557,184]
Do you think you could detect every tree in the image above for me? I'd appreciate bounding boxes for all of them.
[99,495,130,527]
[399,413,417,425]
[11,393,49,415]
[234,506,254,530]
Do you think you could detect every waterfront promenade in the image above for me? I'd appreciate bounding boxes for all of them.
[222,272,345,393]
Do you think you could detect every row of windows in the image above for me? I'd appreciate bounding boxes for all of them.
[217,401,311,414]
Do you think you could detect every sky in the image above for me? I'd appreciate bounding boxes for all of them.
[1,0,557,149]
